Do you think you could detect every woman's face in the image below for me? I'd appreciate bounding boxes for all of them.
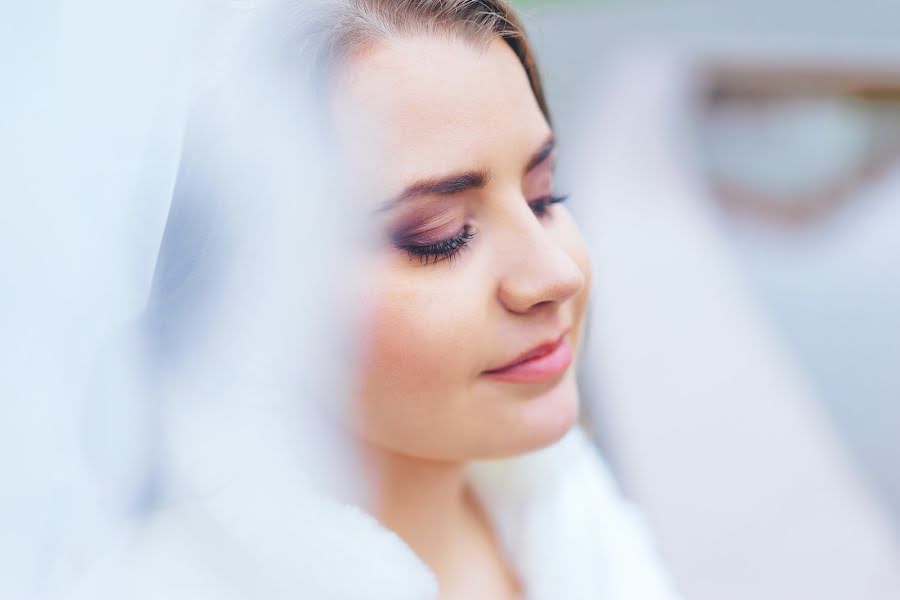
[330,35,591,461]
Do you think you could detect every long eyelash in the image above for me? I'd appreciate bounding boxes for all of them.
[401,226,476,265]
[529,194,569,217]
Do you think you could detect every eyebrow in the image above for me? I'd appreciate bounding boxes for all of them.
[374,134,556,213]
[525,134,556,174]
[376,171,490,213]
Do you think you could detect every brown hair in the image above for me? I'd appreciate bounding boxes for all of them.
[287,0,550,121]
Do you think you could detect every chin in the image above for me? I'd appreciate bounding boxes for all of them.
[480,371,580,459]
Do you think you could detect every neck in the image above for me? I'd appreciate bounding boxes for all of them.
[359,443,471,573]
[351,441,523,599]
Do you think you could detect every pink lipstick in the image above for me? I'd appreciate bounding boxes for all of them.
[483,334,572,384]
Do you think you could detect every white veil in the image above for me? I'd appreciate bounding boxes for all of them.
[0,1,354,597]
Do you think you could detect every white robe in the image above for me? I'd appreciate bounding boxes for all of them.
[67,428,680,600]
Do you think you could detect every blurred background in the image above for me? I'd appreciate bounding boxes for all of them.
[2,0,898,598]
[516,0,900,598]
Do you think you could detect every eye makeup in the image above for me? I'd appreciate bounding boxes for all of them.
[379,137,567,266]
[386,202,474,265]
[528,194,569,218]
[397,225,476,265]
[523,141,566,219]
[383,189,570,266]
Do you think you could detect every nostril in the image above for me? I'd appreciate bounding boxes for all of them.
[532,299,555,312]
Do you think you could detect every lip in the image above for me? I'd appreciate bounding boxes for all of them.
[482,332,572,384]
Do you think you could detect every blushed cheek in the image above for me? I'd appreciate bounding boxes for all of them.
[352,287,463,455]
[361,303,424,386]
[356,274,462,404]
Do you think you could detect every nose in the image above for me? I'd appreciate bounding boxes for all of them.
[495,212,586,315]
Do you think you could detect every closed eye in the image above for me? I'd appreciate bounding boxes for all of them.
[397,225,476,265]
[529,194,569,218]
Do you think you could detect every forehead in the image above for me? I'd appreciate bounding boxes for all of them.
[329,35,550,194]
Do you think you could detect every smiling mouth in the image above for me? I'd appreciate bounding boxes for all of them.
[482,333,572,384]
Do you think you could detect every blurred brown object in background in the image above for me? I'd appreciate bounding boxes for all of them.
[700,63,900,226]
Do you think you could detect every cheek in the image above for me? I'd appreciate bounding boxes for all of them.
[354,259,486,437]
[364,291,462,384]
